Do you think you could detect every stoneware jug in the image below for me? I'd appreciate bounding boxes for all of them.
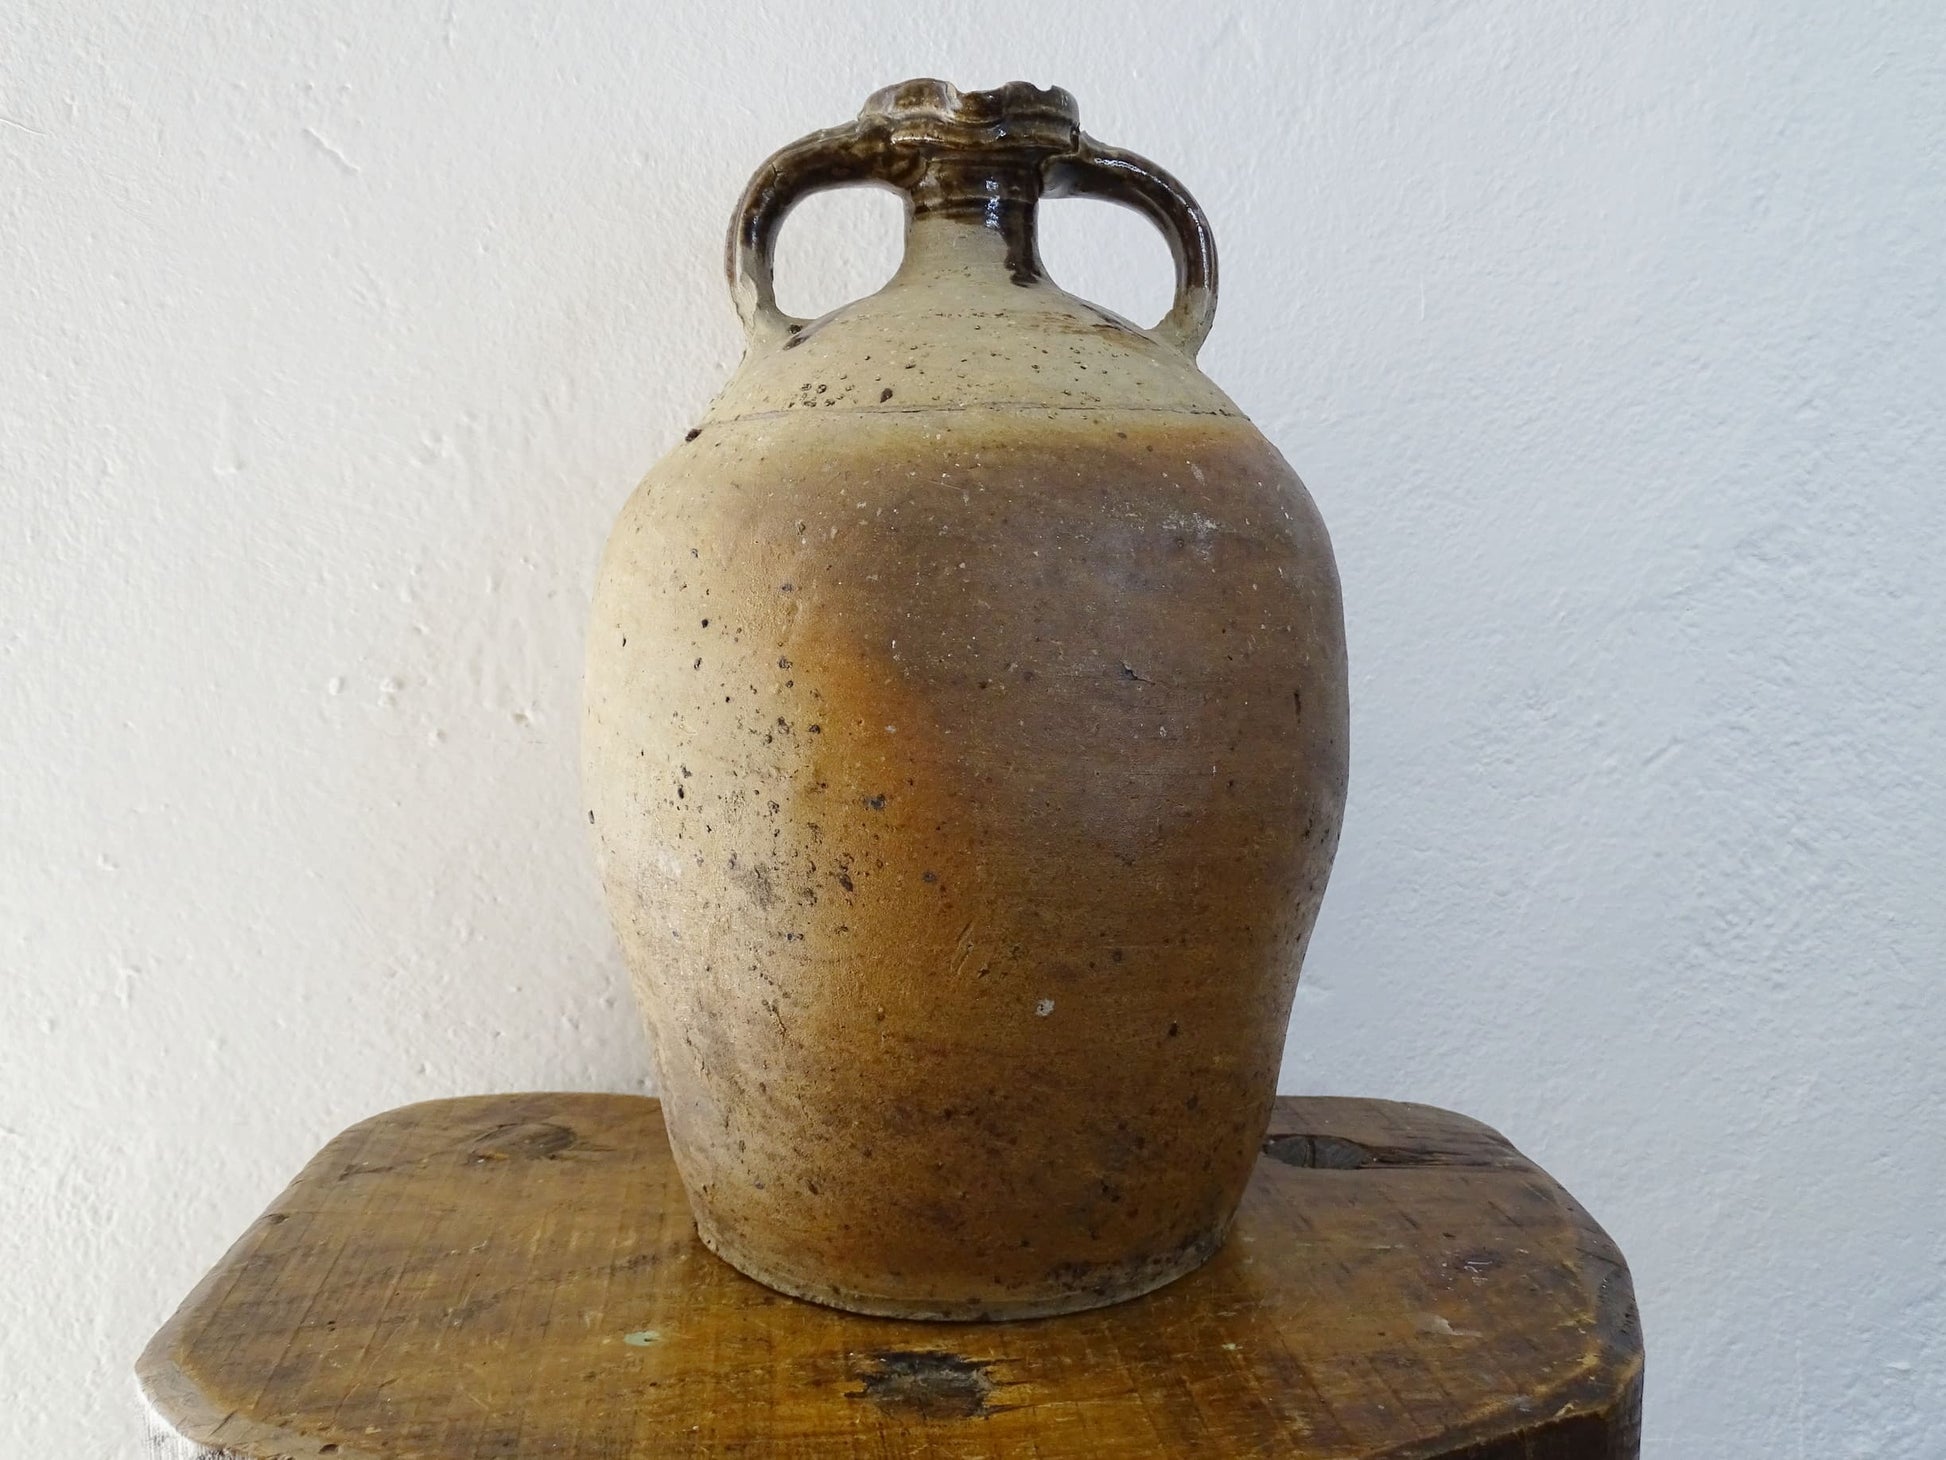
[585,79,1347,1319]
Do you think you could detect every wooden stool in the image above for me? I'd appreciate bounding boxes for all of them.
[139,1094,1642,1457]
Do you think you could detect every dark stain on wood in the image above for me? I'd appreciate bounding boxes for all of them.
[846,1349,1008,1419]
[469,1121,577,1162]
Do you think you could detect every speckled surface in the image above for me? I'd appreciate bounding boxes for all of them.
[584,85,1347,1316]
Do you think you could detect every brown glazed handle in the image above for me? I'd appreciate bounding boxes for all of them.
[726,120,901,350]
[726,110,1218,358]
[1043,135,1219,356]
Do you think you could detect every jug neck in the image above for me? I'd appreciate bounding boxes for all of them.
[895,158,1044,288]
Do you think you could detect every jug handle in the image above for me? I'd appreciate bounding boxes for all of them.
[726,120,894,352]
[1042,136,1219,358]
[726,124,1218,358]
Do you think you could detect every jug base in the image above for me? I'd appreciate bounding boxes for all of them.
[692,1213,1230,1322]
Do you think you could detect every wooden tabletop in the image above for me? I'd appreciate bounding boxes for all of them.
[139,1093,1641,1458]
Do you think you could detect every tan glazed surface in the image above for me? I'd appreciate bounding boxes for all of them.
[584,80,1348,1318]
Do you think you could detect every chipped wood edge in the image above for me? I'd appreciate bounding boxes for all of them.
[1265,1096,1642,1459]
[139,1381,209,1460]
[139,1362,384,1460]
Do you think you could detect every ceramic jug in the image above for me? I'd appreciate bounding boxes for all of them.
[585,79,1347,1319]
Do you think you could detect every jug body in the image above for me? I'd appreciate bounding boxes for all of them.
[585,80,1348,1318]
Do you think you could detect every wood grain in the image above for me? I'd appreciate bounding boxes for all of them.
[138,1095,1641,1458]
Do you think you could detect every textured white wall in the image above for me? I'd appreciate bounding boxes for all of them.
[4,2,1942,1454]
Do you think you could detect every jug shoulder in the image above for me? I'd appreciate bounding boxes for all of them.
[707,278,1242,424]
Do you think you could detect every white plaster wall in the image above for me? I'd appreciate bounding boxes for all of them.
[4,2,1941,1453]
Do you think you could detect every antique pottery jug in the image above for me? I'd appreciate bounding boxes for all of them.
[585,79,1347,1319]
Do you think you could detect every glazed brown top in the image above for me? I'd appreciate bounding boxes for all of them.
[727,79,1218,357]
[857,78,1081,157]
